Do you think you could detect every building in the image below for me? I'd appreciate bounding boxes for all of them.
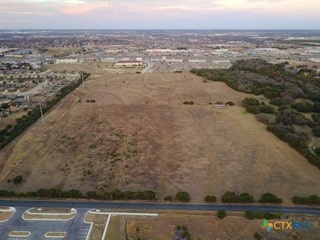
[115,60,143,67]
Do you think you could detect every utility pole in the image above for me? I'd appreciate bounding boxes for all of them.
[39,101,44,124]
[82,72,84,89]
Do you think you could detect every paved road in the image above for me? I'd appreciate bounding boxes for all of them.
[1,199,320,215]
[1,200,319,239]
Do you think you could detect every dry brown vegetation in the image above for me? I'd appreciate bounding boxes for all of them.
[84,213,108,240]
[0,70,320,202]
[0,211,14,222]
[125,212,320,240]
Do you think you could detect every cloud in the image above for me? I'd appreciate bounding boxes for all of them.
[0,0,319,29]
[61,2,110,15]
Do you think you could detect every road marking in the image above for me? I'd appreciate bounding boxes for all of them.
[101,214,111,240]
[0,207,16,223]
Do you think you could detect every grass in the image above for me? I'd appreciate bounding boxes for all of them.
[105,215,122,240]
[9,231,31,237]
[0,211,14,222]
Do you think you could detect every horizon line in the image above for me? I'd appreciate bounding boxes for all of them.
[1,28,320,31]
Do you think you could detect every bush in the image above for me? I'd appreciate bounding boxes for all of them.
[244,211,255,220]
[270,97,288,106]
[217,210,226,219]
[313,102,320,113]
[312,126,320,137]
[254,211,264,219]
[204,195,217,203]
[164,195,173,201]
[292,101,313,113]
[259,193,283,204]
[183,101,194,105]
[292,195,320,205]
[246,105,261,114]
[226,101,234,106]
[254,232,262,240]
[12,175,23,184]
[175,191,191,202]
[221,192,255,203]
[260,105,275,114]
[242,98,260,108]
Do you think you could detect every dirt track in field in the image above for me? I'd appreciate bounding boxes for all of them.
[0,71,320,202]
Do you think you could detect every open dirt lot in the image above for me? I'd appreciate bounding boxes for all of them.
[0,71,320,201]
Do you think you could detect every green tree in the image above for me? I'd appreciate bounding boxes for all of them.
[12,175,23,184]
[259,193,283,204]
[204,195,217,203]
[175,191,191,202]
[254,232,262,240]
[244,211,255,220]
[217,210,226,219]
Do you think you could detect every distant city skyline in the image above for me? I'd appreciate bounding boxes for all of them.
[0,0,319,30]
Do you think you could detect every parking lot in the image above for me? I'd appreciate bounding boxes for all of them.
[0,207,91,240]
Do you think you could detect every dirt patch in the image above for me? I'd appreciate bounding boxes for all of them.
[0,72,320,202]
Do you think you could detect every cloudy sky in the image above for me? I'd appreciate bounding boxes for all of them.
[0,0,319,29]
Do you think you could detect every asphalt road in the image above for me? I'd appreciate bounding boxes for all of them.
[1,199,320,239]
[1,199,320,215]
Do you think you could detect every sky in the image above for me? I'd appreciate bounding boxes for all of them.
[0,0,319,29]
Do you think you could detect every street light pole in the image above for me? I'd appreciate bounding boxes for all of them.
[39,101,44,124]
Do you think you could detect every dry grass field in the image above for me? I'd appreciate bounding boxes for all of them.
[0,70,320,202]
[125,212,320,240]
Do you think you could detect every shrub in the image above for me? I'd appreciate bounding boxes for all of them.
[292,101,313,113]
[292,195,320,205]
[175,191,191,202]
[183,101,195,105]
[312,126,320,137]
[244,211,255,220]
[242,98,260,108]
[226,101,234,106]
[246,105,261,114]
[313,102,320,113]
[204,195,217,203]
[164,195,173,201]
[217,210,226,219]
[254,211,264,219]
[221,192,255,203]
[254,232,262,240]
[259,193,283,204]
[12,175,23,184]
[270,97,288,106]
[260,105,275,114]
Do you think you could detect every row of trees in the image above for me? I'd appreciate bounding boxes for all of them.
[0,188,158,201]
[292,195,320,205]
[0,188,318,205]
[207,192,283,204]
